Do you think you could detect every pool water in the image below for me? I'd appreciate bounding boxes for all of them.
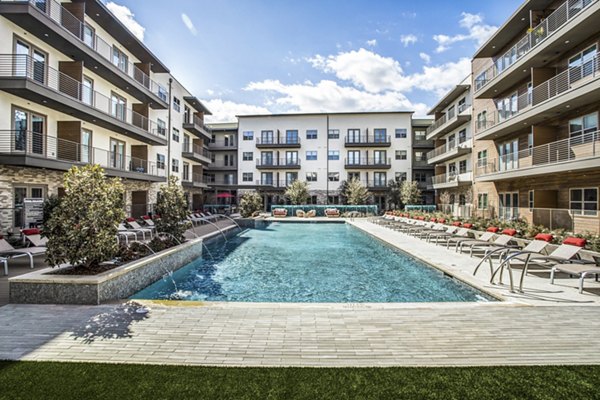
[131,223,494,303]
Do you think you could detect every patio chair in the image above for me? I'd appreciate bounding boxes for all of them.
[425,225,459,242]
[449,227,499,251]
[126,220,153,240]
[1,256,7,276]
[0,238,46,270]
[272,208,288,218]
[550,262,600,294]
[325,208,340,218]
[306,210,316,218]
[432,227,472,245]
[199,212,219,222]
[117,224,139,245]
[446,230,491,250]
[458,230,518,255]
[296,210,305,217]
[24,234,48,248]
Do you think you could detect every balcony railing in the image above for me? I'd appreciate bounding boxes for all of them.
[210,160,237,168]
[364,180,388,189]
[476,130,600,176]
[182,142,212,159]
[344,157,391,167]
[0,54,164,139]
[7,0,168,101]
[344,135,391,145]
[184,115,211,133]
[476,53,600,134]
[209,139,236,148]
[474,0,598,92]
[206,178,238,185]
[255,137,301,146]
[256,158,301,168]
[427,137,472,160]
[254,180,296,188]
[430,171,473,185]
[0,130,165,178]
[425,104,470,136]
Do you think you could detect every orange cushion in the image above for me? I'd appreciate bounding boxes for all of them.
[501,228,517,236]
[463,223,473,229]
[487,227,500,233]
[430,218,437,222]
[452,221,461,227]
[438,219,446,224]
[563,237,586,247]
[534,233,553,242]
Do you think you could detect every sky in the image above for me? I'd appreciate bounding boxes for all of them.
[103,0,523,122]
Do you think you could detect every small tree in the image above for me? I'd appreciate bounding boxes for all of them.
[344,178,370,205]
[42,194,61,226]
[338,180,349,205]
[155,176,190,242]
[386,177,403,209]
[400,181,422,206]
[285,180,309,205]
[239,192,263,217]
[439,191,451,206]
[45,165,125,269]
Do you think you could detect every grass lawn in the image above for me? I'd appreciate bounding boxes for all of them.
[0,361,599,400]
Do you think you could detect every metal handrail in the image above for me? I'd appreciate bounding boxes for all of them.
[345,135,391,144]
[0,54,162,138]
[209,139,236,147]
[13,0,168,101]
[430,171,473,185]
[476,130,600,176]
[426,137,472,159]
[0,130,165,177]
[182,142,212,159]
[256,137,301,145]
[344,157,392,166]
[256,158,301,167]
[474,0,597,92]
[254,180,296,187]
[425,104,471,135]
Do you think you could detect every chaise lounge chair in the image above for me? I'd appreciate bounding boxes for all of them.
[273,208,288,218]
[0,238,46,272]
[550,261,600,294]
[325,208,340,218]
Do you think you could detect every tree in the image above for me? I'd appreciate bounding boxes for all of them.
[344,178,370,205]
[42,194,61,226]
[439,191,451,206]
[400,181,422,206]
[386,177,403,210]
[45,165,125,270]
[338,180,349,205]
[155,176,190,242]
[284,180,309,205]
[239,192,263,217]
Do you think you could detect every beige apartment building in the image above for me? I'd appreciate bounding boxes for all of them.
[0,0,211,232]
[470,0,600,233]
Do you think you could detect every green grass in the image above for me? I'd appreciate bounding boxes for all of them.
[1,361,599,400]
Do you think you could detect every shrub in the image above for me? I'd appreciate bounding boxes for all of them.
[344,179,371,205]
[45,165,125,269]
[400,181,422,205]
[155,176,190,242]
[240,192,263,217]
[285,180,310,205]
[42,194,61,226]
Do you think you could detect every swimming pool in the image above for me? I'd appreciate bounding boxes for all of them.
[132,223,494,303]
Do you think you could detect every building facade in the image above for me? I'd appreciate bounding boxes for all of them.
[236,112,415,211]
[411,118,435,205]
[471,0,600,233]
[204,122,238,208]
[0,0,211,232]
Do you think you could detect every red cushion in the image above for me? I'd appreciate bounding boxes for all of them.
[430,218,437,222]
[126,217,136,222]
[501,228,517,236]
[142,215,151,220]
[417,216,425,221]
[438,219,446,224]
[563,237,586,247]
[463,223,473,229]
[21,228,40,235]
[534,233,553,242]
[487,227,500,233]
[452,221,462,227]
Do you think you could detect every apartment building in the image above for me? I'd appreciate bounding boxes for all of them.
[205,122,238,207]
[0,0,211,231]
[237,112,414,211]
[411,118,435,205]
[471,0,600,233]
[425,76,473,216]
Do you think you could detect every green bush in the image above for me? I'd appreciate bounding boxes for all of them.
[344,179,371,205]
[155,176,190,242]
[285,180,310,205]
[240,192,263,217]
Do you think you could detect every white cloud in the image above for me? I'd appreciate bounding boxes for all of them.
[400,34,418,47]
[203,99,270,123]
[206,89,215,96]
[366,39,377,47]
[106,2,145,42]
[181,13,197,36]
[433,12,497,53]
[419,52,431,64]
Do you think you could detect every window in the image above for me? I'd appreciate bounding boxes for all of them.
[328,172,340,182]
[82,76,93,106]
[285,151,298,165]
[328,129,340,139]
[173,97,181,112]
[261,172,273,185]
[328,150,339,160]
[374,172,387,187]
[528,132,534,152]
[414,130,426,141]
[374,150,387,164]
[458,129,467,143]
[157,119,166,136]
[459,160,467,174]
[242,152,253,161]
[306,172,317,182]
[478,193,488,210]
[477,150,488,168]
[458,97,467,113]
[308,195,318,205]
[286,172,298,185]
[112,46,128,73]
[459,194,466,206]
[242,172,253,182]
[348,172,360,181]
[184,106,191,124]
[395,150,407,160]
[414,172,426,182]
[476,111,488,131]
[172,158,179,173]
[529,190,534,211]
[569,112,598,139]
[568,45,597,81]
[414,151,426,162]
[83,24,95,48]
[499,192,519,220]
[475,70,487,91]
[374,128,387,142]
[109,138,125,169]
[347,150,360,165]
[261,152,273,165]
[110,92,126,121]
[395,172,407,182]
[286,130,299,144]
[306,130,318,139]
[395,128,407,138]
[243,131,254,141]
[570,188,598,216]
[347,129,361,143]
[182,162,190,181]
[157,154,165,170]
[172,128,179,142]
[306,151,317,161]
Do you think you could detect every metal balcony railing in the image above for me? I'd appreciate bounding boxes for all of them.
[185,115,211,133]
[256,158,301,167]
[210,160,237,168]
[344,157,391,167]
[0,54,163,138]
[209,139,236,148]
[6,0,168,101]
[430,171,473,185]
[425,104,471,136]
[254,179,296,187]
[476,53,600,134]
[255,137,301,146]
[206,178,238,185]
[0,130,165,177]
[364,180,388,188]
[474,0,598,92]
[476,130,600,176]
[426,137,472,160]
[182,142,212,159]
[344,135,391,145]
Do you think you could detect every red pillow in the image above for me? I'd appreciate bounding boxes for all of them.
[438,218,446,224]
[142,215,151,220]
[563,237,587,247]
[21,228,40,235]
[534,233,553,243]
[487,227,500,233]
[463,223,473,229]
[430,218,437,222]
[126,217,136,222]
[501,228,517,236]
[452,221,461,227]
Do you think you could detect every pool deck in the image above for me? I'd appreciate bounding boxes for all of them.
[1,218,600,367]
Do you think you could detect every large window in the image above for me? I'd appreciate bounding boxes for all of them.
[395,129,407,138]
[306,172,317,182]
[306,130,318,140]
[568,45,597,82]
[328,129,340,139]
[373,172,387,187]
[328,172,340,182]
[328,150,339,160]
[414,130,426,141]
[82,76,94,106]
[242,152,253,161]
[569,112,598,139]
[110,92,126,121]
[570,188,598,216]
[347,150,360,165]
[374,128,387,142]
[112,46,128,73]
[242,172,253,182]
[157,119,166,136]
[306,151,317,161]
[243,131,254,141]
[478,193,488,210]
[172,158,179,173]
[286,130,299,144]
[459,160,467,174]
[477,150,488,168]
[395,150,407,160]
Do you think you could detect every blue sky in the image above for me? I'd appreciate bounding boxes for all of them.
[105,0,522,121]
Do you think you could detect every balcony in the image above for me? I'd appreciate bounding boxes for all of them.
[255,137,301,149]
[0,0,169,108]
[344,135,391,147]
[0,130,166,182]
[425,103,471,140]
[427,137,473,165]
[0,54,167,145]
[413,138,435,148]
[475,53,600,140]
[206,178,238,187]
[430,171,473,189]
[209,160,237,170]
[364,180,389,191]
[474,0,600,98]
[256,158,301,169]
[476,130,600,181]
[182,173,208,189]
[182,143,211,165]
[208,139,237,151]
[344,158,391,169]
[183,115,212,141]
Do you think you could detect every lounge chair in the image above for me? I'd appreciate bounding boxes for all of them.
[24,234,48,248]
[1,256,7,276]
[117,223,139,244]
[325,208,340,218]
[296,210,305,217]
[550,262,600,294]
[306,210,316,218]
[433,227,472,245]
[272,208,288,218]
[458,230,518,256]
[126,220,153,240]
[425,225,459,242]
[199,212,219,222]
[0,238,46,270]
